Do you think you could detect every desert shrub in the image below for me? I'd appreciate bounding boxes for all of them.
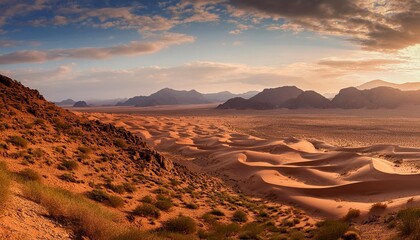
[133,203,161,219]
[163,216,197,234]
[232,210,248,222]
[370,202,387,212]
[155,199,173,211]
[114,139,127,149]
[122,182,136,193]
[315,220,349,240]
[343,208,361,222]
[0,167,11,208]
[57,160,78,171]
[78,146,92,154]
[89,189,110,202]
[17,168,42,182]
[239,222,264,239]
[397,207,420,238]
[141,195,154,204]
[258,210,269,218]
[210,209,225,216]
[108,195,125,208]
[7,136,28,148]
[33,119,44,126]
[290,230,305,240]
[341,230,361,240]
[88,189,124,208]
[186,202,199,209]
[22,181,143,240]
[59,173,79,183]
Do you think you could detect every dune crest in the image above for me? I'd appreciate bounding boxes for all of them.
[90,113,420,217]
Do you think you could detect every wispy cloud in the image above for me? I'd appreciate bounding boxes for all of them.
[0,33,194,65]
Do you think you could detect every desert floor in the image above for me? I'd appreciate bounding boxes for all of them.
[75,105,420,218]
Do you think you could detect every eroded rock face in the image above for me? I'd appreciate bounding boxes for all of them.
[0,74,173,172]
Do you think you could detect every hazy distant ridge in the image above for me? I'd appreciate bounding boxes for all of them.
[218,86,420,110]
[117,88,258,107]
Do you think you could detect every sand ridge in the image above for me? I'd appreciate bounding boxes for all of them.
[86,113,420,218]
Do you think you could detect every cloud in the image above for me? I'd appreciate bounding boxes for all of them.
[229,0,420,51]
[317,58,405,71]
[0,33,195,65]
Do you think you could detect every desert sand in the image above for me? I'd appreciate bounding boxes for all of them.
[76,106,420,219]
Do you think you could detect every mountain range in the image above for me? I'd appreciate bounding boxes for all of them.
[218,86,420,110]
[116,88,258,107]
[357,80,420,91]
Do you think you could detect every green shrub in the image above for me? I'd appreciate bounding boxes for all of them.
[89,189,109,202]
[210,209,225,216]
[141,195,154,204]
[114,139,127,149]
[343,208,361,222]
[108,195,125,208]
[186,202,199,209]
[232,210,248,222]
[397,207,420,238]
[57,160,78,171]
[239,222,263,239]
[133,203,161,219]
[7,136,28,148]
[315,220,349,240]
[370,202,387,212]
[78,146,92,154]
[59,173,78,183]
[163,216,197,234]
[0,168,11,208]
[155,199,173,211]
[22,181,144,240]
[17,168,42,182]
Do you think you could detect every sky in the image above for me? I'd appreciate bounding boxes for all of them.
[0,0,420,101]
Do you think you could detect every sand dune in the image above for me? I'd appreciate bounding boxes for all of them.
[87,113,420,218]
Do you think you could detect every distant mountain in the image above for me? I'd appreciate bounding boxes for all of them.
[249,86,304,107]
[282,91,334,109]
[55,99,75,106]
[217,97,274,110]
[203,91,258,102]
[218,85,420,110]
[73,101,89,108]
[86,98,128,106]
[332,87,420,109]
[117,89,259,107]
[357,80,420,91]
[118,88,209,107]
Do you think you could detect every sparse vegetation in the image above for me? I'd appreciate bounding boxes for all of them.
[22,181,147,239]
[0,163,11,208]
[232,210,248,222]
[370,202,387,212]
[17,168,42,182]
[396,207,420,239]
[315,220,350,240]
[343,208,361,222]
[163,215,197,234]
[57,160,79,171]
[155,199,173,211]
[88,189,124,208]
[7,136,28,148]
[209,208,225,216]
[133,203,161,219]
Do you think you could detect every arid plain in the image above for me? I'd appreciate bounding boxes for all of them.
[76,105,420,221]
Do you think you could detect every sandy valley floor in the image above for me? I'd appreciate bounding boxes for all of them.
[76,106,420,218]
